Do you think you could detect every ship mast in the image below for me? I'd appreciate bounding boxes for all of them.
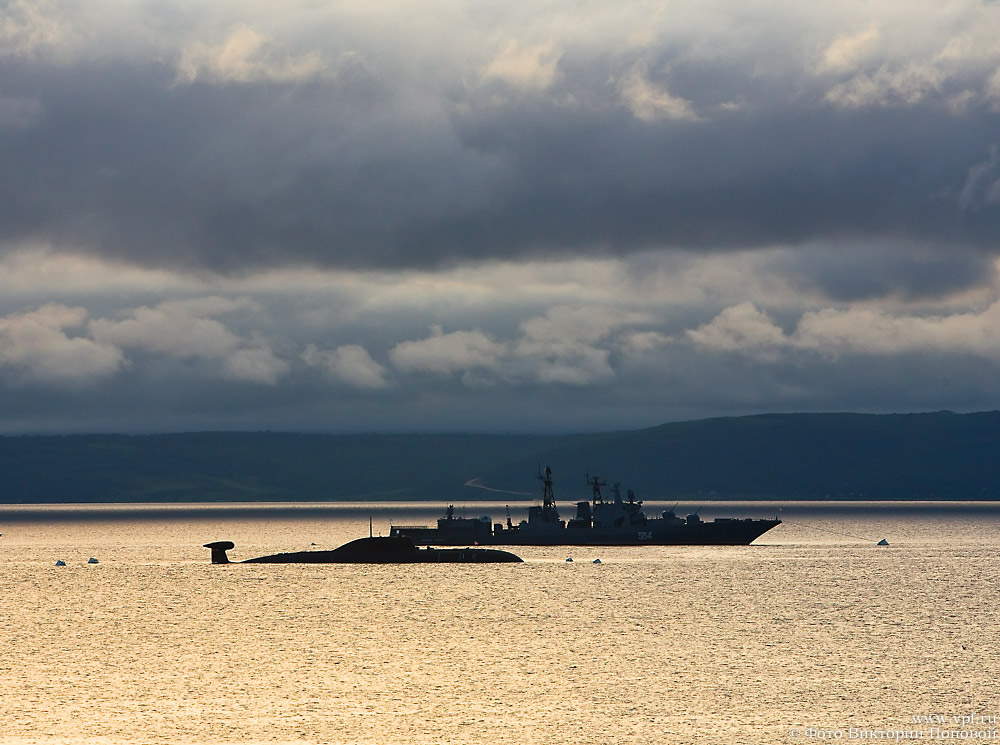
[538,465,557,511]
[586,473,606,505]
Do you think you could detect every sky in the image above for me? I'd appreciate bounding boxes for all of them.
[1,0,1000,433]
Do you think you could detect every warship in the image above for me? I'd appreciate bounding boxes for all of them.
[390,467,781,546]
[204,535,522,564]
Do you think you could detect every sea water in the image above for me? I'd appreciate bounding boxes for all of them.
[1,501,998,745]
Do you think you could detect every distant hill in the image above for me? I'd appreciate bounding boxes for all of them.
[1,411,999,503]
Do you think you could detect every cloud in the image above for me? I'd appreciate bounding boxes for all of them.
[88,298,248,359]
[512,305,649,385]
[795,304,1000,358]
[3,248,1000,431]
[0,0,75,59]
[959,145,1000,211]
[772,242,996,302]
[689,300,1000,362]
[221,344,291,385]
[522,345,615,385]
[988,68,1000,110]
[303,343,389,389]
[482,40,561,90]
[386,306,650,386]
[518,305,649,346]
[618,64,699,122]
[0,304,124,386]
[175,24,326,84]
[88,298,289,384]
[820,25,880,73]
[686,303,787,361]
[617,330,673,357]
[389,326,507,377]
[824,63,945,108]
[0,0,998,276]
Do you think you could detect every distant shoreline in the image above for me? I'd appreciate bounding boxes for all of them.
[2,411,999,502]
[4,498,1000,525]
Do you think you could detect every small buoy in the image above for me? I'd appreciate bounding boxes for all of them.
[55,560,66,566]
[593,558,602,564]
[877,539,889,546]
[565,557,573,562]
[87,557,99,564]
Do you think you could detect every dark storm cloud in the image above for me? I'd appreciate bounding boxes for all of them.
[447,100,998,256]
[2,20,1000,283]
[769,242,997,301]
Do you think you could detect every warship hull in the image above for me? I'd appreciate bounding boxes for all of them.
[392,518,780,547]
[391,467,781,547]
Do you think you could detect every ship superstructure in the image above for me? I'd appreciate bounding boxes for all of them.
[390,467,781,546]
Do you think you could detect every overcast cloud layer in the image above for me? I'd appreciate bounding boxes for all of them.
[2,0,1000,432]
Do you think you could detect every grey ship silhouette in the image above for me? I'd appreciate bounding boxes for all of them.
[392,467,781,546]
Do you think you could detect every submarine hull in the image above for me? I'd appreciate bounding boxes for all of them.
[204,536,522,564]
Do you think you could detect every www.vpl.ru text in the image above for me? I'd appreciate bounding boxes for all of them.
[914,716,998,727]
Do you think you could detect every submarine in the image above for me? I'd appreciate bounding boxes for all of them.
[204,535,523,564]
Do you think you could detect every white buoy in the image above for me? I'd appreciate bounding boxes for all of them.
[566,557,573,562]
[593,558,602,564]
[877,539,889,546]
[55,560,66,566]
[87,557,99,564]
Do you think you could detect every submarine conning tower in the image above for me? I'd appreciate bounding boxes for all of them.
[204,541,235,564]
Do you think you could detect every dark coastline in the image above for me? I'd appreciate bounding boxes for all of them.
[2,410,999,504]
[5,500,1000,525]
